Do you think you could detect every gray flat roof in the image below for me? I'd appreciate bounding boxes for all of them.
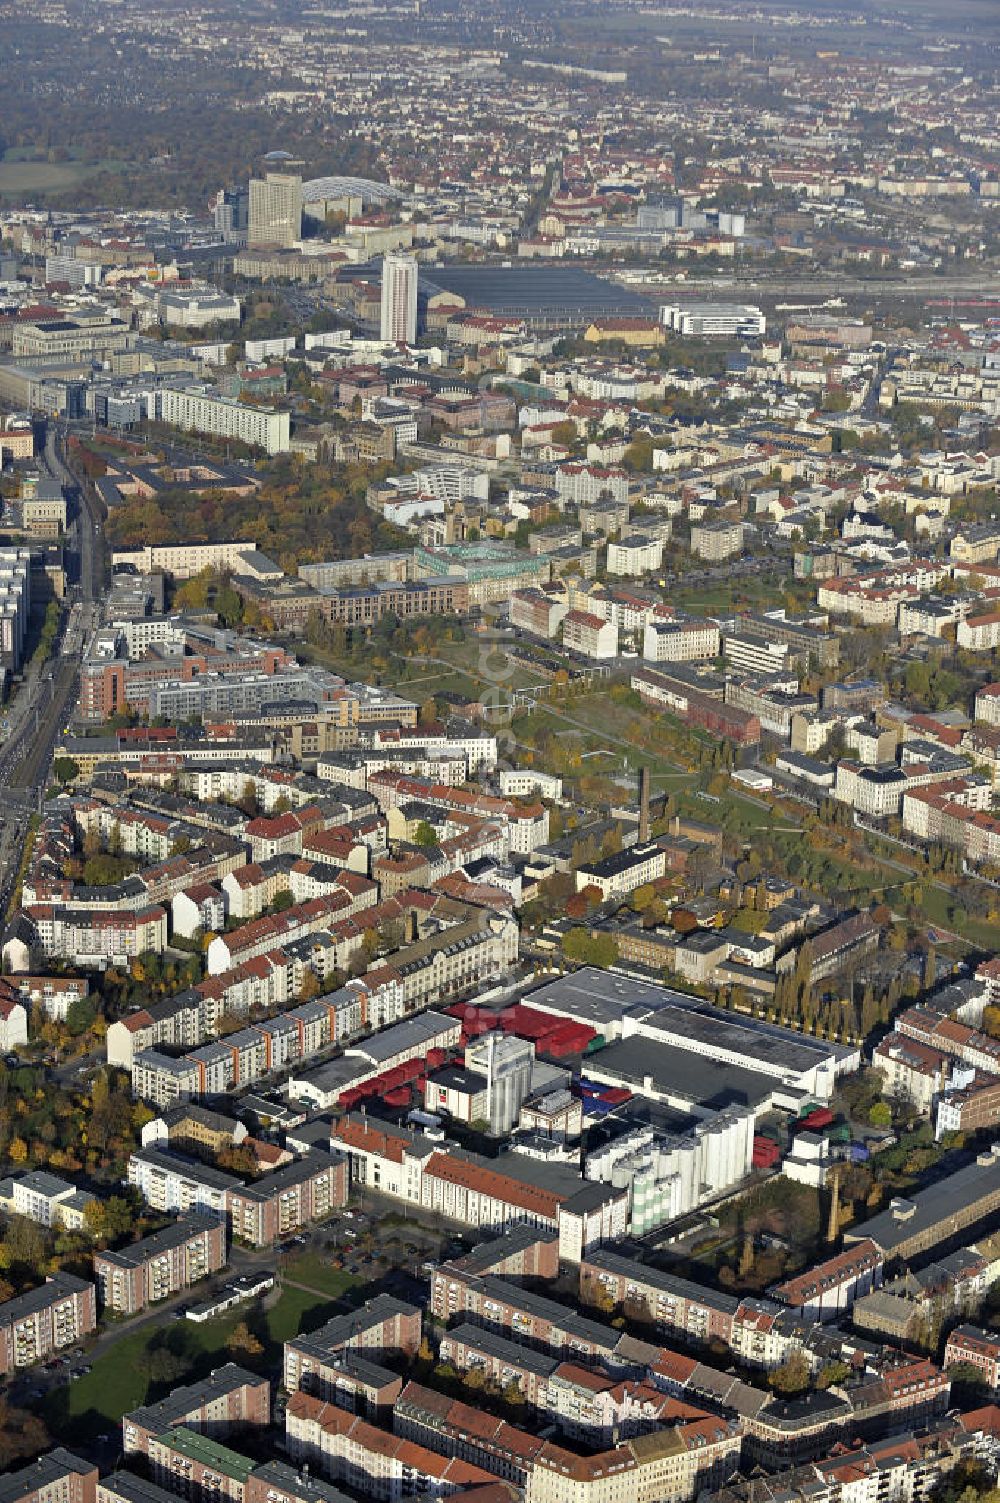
[352,1010,454,1064]
[453,1225,559,1277]
[125,1363,262,1434]
[476,1275,618,1349]
[288,1294,419,1358]
[99,1472,183,1503]
[249,1462,355,1503]
[584,1247,741,1314]
[525,967,851,1075]
[850,1154,1000,1254]
[588,1035,776,1112]
[94,1212,222,1270]
[422,265,651,318]
[0,1453,94,1503]
[443,1321,560,1377]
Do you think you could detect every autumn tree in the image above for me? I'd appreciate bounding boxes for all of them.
[768,1349,810,1396]
[226,1321,264,1358]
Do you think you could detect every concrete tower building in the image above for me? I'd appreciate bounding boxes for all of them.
[465,1034,534,1136]
[380,253,418,344]
[214,187,250,245]
[249,154,303,249]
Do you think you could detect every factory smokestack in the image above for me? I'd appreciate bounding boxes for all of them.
[638,766,651,844]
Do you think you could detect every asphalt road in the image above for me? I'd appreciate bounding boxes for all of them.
[0,423,107,909]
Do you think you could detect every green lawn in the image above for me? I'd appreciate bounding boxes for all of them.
[0,156,126,196]
[915,881,1000,952]
[44,1262,359,1436]
[669,575,786,616]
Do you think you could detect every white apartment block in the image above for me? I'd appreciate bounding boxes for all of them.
[723,634,791,675]
[606,534,664,577]
[158,388,290,455]
[0,548,32,674]
[10,1172,80,1228]
[575,843,667,899]
[959,612,1000,652]
[975,684,1000,726]
[562,609,618,659]
[554,464,629,507]
[24,904,168,966]
[110,541,257,579]
[643,618,720,662]
[690,522,744,561]
[500,769,563,800]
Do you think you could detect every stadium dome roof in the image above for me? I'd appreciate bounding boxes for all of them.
[302,175,401,205]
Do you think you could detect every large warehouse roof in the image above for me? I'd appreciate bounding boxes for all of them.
[421,265,651,319]
[302,175,402,205]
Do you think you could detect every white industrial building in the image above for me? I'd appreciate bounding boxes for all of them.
[659,302,765,338]
[522,969,857,1102]
[584,1108,755,1235]
[465,1033,535,1135]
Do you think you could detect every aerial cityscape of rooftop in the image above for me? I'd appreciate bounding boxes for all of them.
[3,0,1000,1499]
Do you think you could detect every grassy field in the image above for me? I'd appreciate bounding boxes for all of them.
[668,575,787,616]
[43,1260,359,1437]
[0,159,109,196]
[514,687,701,791]
[916,881,1000,953]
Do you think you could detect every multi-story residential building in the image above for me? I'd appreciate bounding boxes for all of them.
[226,1152,347,1247]
[99,1471,198,1503]
[283,1296,422,1396]
[8,1171,87,1229]
[873,1033,952,1114]
[943,1325,1000,1390]
[579,1249,742,1346]
[643,619,720,662]
[23,903,168,966]
[974,682,1000,726]
[554,464,629,507]
[0,1451,97,1503]
[562,608,618,659]
[607,534,664,576]
[93,1213,227,1315]
[702,1412,997,1503]
[127,1142,346,1248]
[510,586,569,639]
[285,1391,493,1500]
[958,609,1000,652]
[769,1242,884,1321]
[950,523,1000,564]
[122,1364,271,1455]
[437,1322,558,1405]
[575,843,667,899]
[0,1274,97,1373]
[145,1428,256,1503]
[395,1380,744,1503]
[0,547,32,675]
[158,388,290,456]
[380,254,418,345]
[690,521,744,561]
